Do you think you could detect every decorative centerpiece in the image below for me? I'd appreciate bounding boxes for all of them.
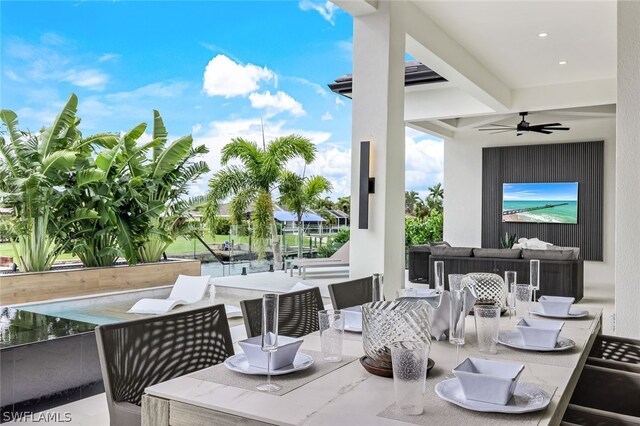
[461,273,508,309]
[361,300,433,376]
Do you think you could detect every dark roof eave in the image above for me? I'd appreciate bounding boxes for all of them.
[328,62,447,97]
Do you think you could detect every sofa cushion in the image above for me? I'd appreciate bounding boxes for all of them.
[473,248,522,259]
[430,246,474,257]
[429,241,451,247]
[522,248,575,260]
[549,246,580,260]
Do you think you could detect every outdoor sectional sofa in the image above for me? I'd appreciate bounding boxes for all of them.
[411,245,584,301]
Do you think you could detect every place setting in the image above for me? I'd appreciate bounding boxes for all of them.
[193,294,357,396]
[529,296,589,319]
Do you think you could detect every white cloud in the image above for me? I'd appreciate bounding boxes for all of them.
[291,77,328,97]
[249,91,305,117]
[62,69,109,91]
[98,53,120,62]
[335,96,345,106]
[106,81,188,102]
[192,123,202,134]
[202,54,275,98]
[321,112,333,121]
[405,131,444,197]
[298,0,339,25]
[4,69,24,82]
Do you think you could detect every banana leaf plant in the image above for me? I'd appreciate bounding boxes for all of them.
[0,94,99,271]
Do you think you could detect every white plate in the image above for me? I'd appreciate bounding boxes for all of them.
[498,331,575,352]
[224,352,314,376]
[529,306,589,319]
[435,378,551,414]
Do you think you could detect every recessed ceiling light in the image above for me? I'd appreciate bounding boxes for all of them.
[538,32,549,38]
[559,60,568,65]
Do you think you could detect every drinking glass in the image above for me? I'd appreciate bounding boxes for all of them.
[372,273,384,302]
[318,310,344,362]
[504,271,517,322]
[530,259,540,301]
[257,294,281,392]
[434,261,445,293]
[449,288,466,364]
[390,341,429,416]
[514,284,532,319]
[474,305,500,354]
[448,274,465,292]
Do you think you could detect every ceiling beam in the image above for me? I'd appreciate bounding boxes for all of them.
[331,0,378,16]
[406,120,454,139]
[397,2,511,113]
[511,79,616,112]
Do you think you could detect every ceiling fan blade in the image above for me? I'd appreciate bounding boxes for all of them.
[485,123,515,128]
[542,126,570,131]
[479,128,514,131]
[489,129,516,134]
[530,129,553,134]
[536,122,562,127]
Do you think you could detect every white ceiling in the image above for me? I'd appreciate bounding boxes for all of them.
[412,0,617,89]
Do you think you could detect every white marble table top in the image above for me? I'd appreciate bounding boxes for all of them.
[144,305,602,426]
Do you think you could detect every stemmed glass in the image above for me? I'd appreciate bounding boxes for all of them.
[448,274,465,365]
[504,271,517,324]
[434,261,445,293]
[530,259,540,302]
[372,273,384,302]
[257,293,282,392]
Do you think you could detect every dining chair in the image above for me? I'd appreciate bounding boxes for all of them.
[95,305,234,426]
[328,276,374,310]
[240,286,324,338]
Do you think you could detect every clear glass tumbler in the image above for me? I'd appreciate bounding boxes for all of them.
[474,305,500,354]
[448,274,465,292]
[390,341,429,416]
[318,310,344,362]
[449,289,466,346]
[514,284,532,318]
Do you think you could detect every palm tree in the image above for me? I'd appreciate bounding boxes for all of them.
[426,183,444,213]
[205,135,316,267]
[336,196,351,215]
[405,190,420,215]
[279,172,332,258]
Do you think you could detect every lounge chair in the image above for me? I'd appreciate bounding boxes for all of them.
[288,242,350,279]
[127,274,211,314]
[95,305,234,426]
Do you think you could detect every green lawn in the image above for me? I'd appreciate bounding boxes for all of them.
[0,233,322,262]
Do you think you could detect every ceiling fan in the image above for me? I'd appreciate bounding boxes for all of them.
[478,112,570,136]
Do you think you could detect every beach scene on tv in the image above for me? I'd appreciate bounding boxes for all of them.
[502,182,579,224]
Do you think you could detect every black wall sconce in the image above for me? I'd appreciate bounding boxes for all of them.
[359,141,375,229]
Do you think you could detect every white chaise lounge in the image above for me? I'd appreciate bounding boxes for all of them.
[288,242,350,279]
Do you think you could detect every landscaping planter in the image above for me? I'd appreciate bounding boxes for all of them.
[0,258,201,305]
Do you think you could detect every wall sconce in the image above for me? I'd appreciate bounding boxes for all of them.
[359,141,375,229]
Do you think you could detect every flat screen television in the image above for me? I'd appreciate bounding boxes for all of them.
[502,182,578,224]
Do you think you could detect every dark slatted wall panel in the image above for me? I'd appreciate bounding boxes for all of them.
[482,141,604,261]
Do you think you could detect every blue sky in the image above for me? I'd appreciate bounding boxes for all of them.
[1,0,443,199]
[503,183,579,201]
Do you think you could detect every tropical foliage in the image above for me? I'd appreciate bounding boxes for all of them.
[405,183,444,247]
[279,172,332,258]
[0,94,207,270]
[205,135,316,266]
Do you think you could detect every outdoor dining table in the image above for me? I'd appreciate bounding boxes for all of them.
[141,304,602,426]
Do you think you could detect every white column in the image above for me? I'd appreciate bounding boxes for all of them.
[615,0,640,338]
[349,1,406,299]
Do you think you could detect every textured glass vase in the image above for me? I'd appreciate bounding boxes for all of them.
[362,300,433,368]
[461,273,507,309]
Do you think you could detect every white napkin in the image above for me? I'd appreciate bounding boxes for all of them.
[430,287,477,341]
